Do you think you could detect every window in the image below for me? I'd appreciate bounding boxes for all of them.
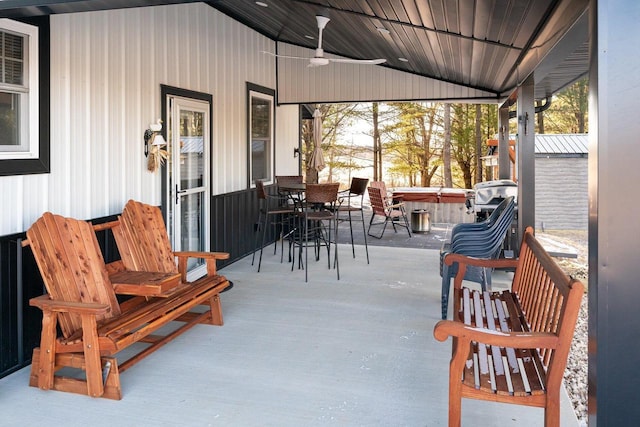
[0,20,37,159]
[247,83,275,186]
[0,17,48,176]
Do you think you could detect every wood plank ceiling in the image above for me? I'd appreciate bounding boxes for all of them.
[0,0,589,101]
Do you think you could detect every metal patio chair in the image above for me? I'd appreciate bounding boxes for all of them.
[367,185,412,239]
[291,183,340,282]
[252,180,296,271]
[336,177,370,263]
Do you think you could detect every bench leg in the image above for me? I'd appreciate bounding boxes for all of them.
[34,310,57,390]
[207,294,224,326]
[545,394,560,427]
[448,337,469,427]
[448,369,463,427]
[81,314,104,397]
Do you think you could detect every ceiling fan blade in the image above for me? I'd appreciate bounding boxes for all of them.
[329,58,387,65]
[261,51,309,60]
[263,16,386,67]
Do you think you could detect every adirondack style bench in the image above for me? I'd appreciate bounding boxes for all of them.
[25,205,230,399]
[433,227,584,427]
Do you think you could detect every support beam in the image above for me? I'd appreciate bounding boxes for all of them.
[588,1,640,424]
[498,104,510,180]
[516,76,535,243]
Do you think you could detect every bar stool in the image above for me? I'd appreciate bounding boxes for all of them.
[252,180,296,272]
[337,177,369,263]
[293,183,340,282]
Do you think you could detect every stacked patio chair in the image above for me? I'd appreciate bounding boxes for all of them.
[439,196,516,319]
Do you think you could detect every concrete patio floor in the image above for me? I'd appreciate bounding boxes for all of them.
[0,238,577,426]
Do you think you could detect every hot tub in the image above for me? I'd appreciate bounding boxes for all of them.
[391,187,474,224]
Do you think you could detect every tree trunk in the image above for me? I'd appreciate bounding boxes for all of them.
[303,117,318,183]
[577,112,585,133]
[372,102,381,181]
[537,100,545,134]
[475,104,482,185]
[443,103,452,187]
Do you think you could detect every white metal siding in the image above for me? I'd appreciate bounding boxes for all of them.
[0,4,285,235]
[274,44,497,104]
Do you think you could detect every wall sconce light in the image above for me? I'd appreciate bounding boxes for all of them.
[144,119,167,172]
[293,147,300,158]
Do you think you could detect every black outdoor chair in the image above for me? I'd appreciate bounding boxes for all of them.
[336,177,370,263]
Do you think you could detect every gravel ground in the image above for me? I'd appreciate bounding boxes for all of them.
[538,230,588,426]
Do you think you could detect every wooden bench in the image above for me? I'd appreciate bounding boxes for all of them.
[25,207,230,399]
[433,227,584,426]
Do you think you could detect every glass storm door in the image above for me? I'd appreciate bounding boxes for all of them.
[167,96,211,280]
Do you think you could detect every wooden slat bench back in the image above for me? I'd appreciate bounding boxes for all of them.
[114,199,177,274]
[115,199,228,280]
[434,227,584,427]
[27,212,122,338]
[24,205,230,400]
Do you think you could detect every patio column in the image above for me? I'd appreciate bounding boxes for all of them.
[588,1,640,424]
[516,76,535,242]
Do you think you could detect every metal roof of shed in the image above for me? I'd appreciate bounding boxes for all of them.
[535,133,588,155]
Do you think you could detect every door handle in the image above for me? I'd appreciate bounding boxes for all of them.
[175,185,187,204]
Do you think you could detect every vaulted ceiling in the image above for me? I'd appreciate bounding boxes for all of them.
[0,0,590,101]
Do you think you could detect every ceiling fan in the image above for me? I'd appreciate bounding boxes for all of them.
[263,15,387,67]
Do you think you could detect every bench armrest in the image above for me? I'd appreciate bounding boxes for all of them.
[443,253,518,269]
[433,320,559,349]
[174,251,230,279]
[29,294,111,316]
[174,251,230,260]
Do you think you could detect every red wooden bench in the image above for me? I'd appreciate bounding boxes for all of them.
[25,204,230,399]
[434,227,584,426]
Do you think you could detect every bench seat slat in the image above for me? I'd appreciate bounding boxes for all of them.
[456,292,549,397]
[62,277,227,346]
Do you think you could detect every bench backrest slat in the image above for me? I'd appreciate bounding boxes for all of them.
[27,212,121,338]
[511,227,584,370]
[114,200,178,274]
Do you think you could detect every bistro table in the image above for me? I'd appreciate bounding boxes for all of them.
[277,182,306,192]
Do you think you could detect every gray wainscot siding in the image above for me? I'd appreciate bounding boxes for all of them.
[535,134,588,230]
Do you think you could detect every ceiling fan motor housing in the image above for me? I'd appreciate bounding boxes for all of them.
[310,57,330,66]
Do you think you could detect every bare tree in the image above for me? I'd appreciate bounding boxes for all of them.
[372,102,381,181]
[383,102,441,186]
[475,104,483,184]
[443,103,452,187]
[302,104,361,183]
[301,114,317,183]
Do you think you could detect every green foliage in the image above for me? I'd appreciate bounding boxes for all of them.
[381,102,442,186]
[447,104,497,188]
[541,77,588,134]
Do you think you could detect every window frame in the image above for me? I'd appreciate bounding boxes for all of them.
[0,16,49,176]
[246,82,275,188]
